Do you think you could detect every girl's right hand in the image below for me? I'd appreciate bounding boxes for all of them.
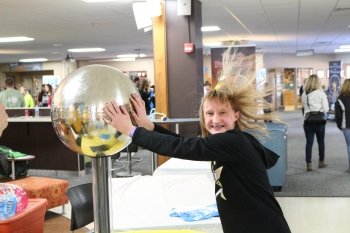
[130,93,154,131]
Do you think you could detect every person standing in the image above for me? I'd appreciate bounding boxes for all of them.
[103,48,291,233]
[335,79,350,171]
[0,76,25,107]
[301,74,329,171]
[19,85,35,107]
[138,79,150,115]
[0,103,8,137]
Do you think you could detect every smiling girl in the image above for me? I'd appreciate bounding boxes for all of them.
[104,49,291,233]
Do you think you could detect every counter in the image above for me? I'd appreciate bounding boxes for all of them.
[0,110,84,173]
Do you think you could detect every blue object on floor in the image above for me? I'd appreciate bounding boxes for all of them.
[169,204,219,222]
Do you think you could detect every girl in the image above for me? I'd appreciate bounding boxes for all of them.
[104,49,291,233]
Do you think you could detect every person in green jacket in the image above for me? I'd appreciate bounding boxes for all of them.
[0,77,25,107]
[19,85,35,107]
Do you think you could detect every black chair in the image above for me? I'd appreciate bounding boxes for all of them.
[66,183,94,233]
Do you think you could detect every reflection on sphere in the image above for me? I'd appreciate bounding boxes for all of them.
[51,65,138,157]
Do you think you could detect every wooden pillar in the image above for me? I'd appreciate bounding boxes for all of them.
[152,0,203,166]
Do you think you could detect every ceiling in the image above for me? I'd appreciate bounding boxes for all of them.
[1,0,350,64]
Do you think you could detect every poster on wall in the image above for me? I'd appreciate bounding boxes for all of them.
[328,60,342,111]
[210,46,256,86]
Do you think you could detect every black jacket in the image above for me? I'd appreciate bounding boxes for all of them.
[132,124,291,233]
[335,95,350,129]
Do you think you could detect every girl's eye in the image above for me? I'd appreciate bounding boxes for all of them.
[206,112,214,116]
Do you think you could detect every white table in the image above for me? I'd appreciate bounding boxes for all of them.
[111,174,222,232]
[153,158,212,177]
[150,118,200,172]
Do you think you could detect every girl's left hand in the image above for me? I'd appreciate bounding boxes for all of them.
[103,100,134,136]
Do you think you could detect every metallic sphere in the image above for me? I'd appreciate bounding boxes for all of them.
[51,65,139,157]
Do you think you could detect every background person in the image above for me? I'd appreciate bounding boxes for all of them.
[19,85,35,107]
[0,103,8,137]
[301,74,329,171]
[335,79,350,171]
[0,76,24,107]
[103,49,291,233]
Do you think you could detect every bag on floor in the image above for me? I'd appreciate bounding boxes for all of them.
[304,111,327,125]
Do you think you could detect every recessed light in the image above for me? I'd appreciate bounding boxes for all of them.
[201,26,221,32]
[203,41,223,47]
[334,48,350,53]
[113,57,136,62]
[0,37,34,43]
[68,48,105,53]
[19,58,48,63]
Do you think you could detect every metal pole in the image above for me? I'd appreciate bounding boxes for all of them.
[92,156,112,233]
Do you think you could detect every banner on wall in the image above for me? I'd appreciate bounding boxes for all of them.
[328,60,342,110]
[210,46,256,86]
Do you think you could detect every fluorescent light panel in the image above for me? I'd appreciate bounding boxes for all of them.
[0,37,34,43]
[201,26,221,32]
[296,49,314,56]
[203,41,223,47]
[117,54,146,58]
[19,58,48,63]
[68,48,105,53]
[334,48,350,53]
[81,0,120,2]
[113,57,136,62]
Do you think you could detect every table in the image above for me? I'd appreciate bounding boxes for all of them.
[150,118,200,172]
[153,158,212,177]
[7,155,35,180]
[111,174,222,232]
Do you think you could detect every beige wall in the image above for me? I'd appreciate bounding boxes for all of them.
[78,58,155,85]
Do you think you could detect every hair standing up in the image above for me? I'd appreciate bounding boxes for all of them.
[199,48,279,138]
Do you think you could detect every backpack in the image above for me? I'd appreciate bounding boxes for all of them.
[0,147,29,178]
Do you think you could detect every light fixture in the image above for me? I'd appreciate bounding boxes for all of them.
[334,48,350,53]
[112,57,136,62]
[0,37,34,43]
[201,26,221,32]
[81,0,120,2]
[203,41,223,47]
[19,58,48,63]
[296,49,314,56]
[67,48,105,53]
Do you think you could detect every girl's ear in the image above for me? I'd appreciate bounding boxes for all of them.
[234,111,240,121]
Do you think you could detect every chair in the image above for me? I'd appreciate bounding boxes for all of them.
[66,183,94,233]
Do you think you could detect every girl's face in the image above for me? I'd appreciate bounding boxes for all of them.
[203,99,240,135]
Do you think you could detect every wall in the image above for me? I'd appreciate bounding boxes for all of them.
[78,58,155,85]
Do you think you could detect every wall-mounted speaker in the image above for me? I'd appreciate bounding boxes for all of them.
[177,0,191,16]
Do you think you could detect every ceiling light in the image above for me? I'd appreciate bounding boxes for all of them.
[0,37,34,43]
[201,26,221,32]
[19,58,48,63]
[112,57,136,62]
[81,0,120,2]
[203,41,223,47]
[117,53,146,58]
[68,48,105,53]
[334,48,350,53]
[296,49,314,56]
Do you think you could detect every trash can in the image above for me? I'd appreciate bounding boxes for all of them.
[261,123,288,191]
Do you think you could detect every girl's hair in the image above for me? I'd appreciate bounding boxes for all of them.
[199,48,279,138]
[139,79,149,91]
[340,79,350,96]
[304,74,321,94]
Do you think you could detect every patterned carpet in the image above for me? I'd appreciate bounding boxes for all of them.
[274,111,350,197]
